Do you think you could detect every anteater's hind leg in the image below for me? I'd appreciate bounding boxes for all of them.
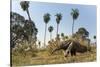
[70,50,76,62]
[71,49,76,56]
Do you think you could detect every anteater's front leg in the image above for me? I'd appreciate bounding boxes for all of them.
[63,50,69,57]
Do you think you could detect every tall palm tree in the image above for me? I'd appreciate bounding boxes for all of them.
[55,13,62,37]
[48,26,54,40]
[71,8,79,35]
[20,1,31,21]
[43,13,50,47]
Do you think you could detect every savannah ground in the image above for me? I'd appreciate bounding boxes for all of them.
[12,46,96,66]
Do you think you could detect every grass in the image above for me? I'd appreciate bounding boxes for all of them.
[12,47,96,66]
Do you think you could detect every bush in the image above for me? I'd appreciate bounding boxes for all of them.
[12,41,38,57]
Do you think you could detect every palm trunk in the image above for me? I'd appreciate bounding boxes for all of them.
[50,32,52,40]
[26,9,31,21]
[72,19,74,36]
[57,23,59,37]
[44,24,47,47]
[56,23,59,46]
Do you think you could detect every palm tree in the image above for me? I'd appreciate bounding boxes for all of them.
[55,13,62,37]
[93,35,96,45]
[56,34,60,41]
[20,1,31,21]
[61,33,64,41]
[71,8,79,35]
[43,13,50,47]
[48,26,54,40]
[93,35,96,40]
[38,41,41,48]
[65,36,68,39]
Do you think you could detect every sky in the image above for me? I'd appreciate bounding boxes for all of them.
[11,0,96,45]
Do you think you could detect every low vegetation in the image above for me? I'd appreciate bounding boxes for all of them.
[12,45,96,66]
